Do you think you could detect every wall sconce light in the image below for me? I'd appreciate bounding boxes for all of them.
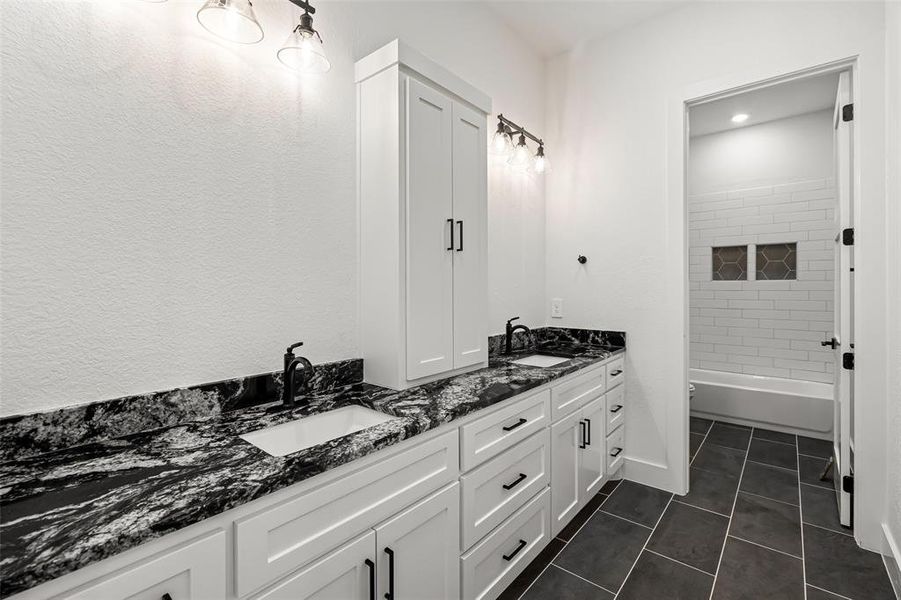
[491,114,549,175]
[277,2,330,73]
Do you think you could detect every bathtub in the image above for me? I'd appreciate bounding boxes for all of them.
[690,369,833,439]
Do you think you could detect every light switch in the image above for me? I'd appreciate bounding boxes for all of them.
[551,298,564,318]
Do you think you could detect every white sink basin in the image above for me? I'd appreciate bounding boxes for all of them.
[240,406,397,457]
[511,354,571,368]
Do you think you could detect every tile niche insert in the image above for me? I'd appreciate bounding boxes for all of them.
[712,245,748,281]
[756,243,797,280]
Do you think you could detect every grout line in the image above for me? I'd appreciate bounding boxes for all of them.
[797,432,808,600]
[690,420,713,466]
[515,536,569,600]
[802,521,855,538]
[751,435,797,448]
[671,499,731,519]
[550,564,619,596]
[707,422,753,600]
[745,458,798,473]
[599,510,654,530]
[806,583,855,600]
[728,534,803,560]
[797,452,832,461]
[799,481,833,491]
[613,495,674,598]
[738,490,800,508]
[645,548,717,577]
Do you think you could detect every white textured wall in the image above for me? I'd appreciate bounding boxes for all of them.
[544,2,887,548]
[0,0,546,417]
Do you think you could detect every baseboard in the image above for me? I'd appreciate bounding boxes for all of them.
[690,410,831,441]
[883,523,901,599]
[623,456,682,495]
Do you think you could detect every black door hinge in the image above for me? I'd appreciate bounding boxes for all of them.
[842,103,854,122]
[842,228,854,245]
[842,352,855,370]
[843,475,854,494]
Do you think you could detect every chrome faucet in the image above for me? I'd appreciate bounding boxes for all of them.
[505,317,532,354]
[283,342,314,408]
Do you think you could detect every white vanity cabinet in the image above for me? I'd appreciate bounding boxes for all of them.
[357,40,490,390]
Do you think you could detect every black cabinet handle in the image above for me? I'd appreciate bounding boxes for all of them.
[384,547,395,600]
[610,405,623,413]
[579,420,587,449]
[503,473,527,490]
[365,559,375,600]
[457,220,464,251]
[610,447,623,457]
[503,539,527,561]
[446,219,454,251]
[610,369,623,377]
[502,418,527,432]
[585,418,591,445]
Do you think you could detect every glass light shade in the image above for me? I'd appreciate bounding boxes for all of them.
[196,0,264,44]
[278,28,331,74]
[531,154,551,175]
[507,138,531,170]
[490,130,514,156]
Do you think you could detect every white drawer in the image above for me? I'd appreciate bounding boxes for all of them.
[460,390,550,472]
[605,385,625,435]
[58,530,226,600]
[461,429,550,550]
[606,356,625,390]
[234,431,459,597]
[461,488,551,600]
[551,364,606,421]
[606,426,625,474]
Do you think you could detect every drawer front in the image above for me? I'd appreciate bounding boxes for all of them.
[606,426,625,474]
[551,365,606,421]
[606,356,625,390]
[59,530,226,600]
[461,429,550,550]
[461,488,551,600]
[460,390,550,472]
[605,385,625,435]
[235,431,459,597]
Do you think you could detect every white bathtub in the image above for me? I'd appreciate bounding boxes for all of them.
[690,369,833,439]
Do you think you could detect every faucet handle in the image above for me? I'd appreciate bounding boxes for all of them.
[286,341,304,355]
[507,316,520,325]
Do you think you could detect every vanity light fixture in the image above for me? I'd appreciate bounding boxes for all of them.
[492,114,548,175]
[531,144,550,174]
[277,1,330,73]
[508,133,532,170]
[196,0,264,45]
[731,113,749,123]
[490,120,515,156]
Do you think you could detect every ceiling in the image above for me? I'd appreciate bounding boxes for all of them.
[689,72,840,137]
[485,1,687,58]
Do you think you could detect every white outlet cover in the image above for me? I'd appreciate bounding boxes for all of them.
[551,298,564,318]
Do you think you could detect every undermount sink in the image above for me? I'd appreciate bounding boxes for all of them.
[240,406,397,457]
[511,354,572,368]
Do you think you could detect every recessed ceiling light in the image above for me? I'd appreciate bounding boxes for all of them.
[731,113,749,123]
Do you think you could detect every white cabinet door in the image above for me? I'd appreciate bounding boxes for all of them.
[551,410,582,536]
[579,396,606,500]
[252,531,375,600]
[405,77,454,381]
[451,100,488,370]
[375,483,460,600]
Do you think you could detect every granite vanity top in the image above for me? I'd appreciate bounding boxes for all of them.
[0,342,622,597]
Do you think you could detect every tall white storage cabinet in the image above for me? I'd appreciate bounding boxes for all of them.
[357,40,490,390]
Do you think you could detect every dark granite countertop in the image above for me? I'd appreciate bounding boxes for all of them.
[0,343,622,597]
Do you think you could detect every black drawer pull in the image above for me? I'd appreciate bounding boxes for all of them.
[610,369,623,377]
[610,447,623,457]
[579,420,587,449]
[610,405,623,413]
[384,547,395,600]
[503,473,527,490]
[365,559,375,600]
[457,220,464,251]
[502,418,527,432]
[585,418,591,445]
[447,218,454,251]
[503,539,527,561]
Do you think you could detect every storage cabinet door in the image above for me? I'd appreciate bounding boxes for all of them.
[252,531,375,600]
[579,396,606,500]
[405,77,454,381]
[550,411,582,536]
[375,483,460,600]
[451,100,488,370]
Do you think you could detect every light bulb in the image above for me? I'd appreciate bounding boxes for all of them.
[507,134,531,170]
[531,145,550,175]
[196,0,264,44]
[490,121,514,156]
[277,13,330,74]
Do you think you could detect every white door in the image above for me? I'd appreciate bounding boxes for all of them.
[406,77,454,381]
[579,396,607,500]
[832,70,854,527]
[451,101,488,369]
[251,532,375,600]
[551,410,583,536]
[375,483,460,600]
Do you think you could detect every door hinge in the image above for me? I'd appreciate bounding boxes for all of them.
[842,352,855,370]
[842,475,854,494]
[842,103,854,122]
[842,228,854,246]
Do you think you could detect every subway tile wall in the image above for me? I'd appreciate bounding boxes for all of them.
[688,178,836,383]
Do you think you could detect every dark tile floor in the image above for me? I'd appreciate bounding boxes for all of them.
[498,418,896,600]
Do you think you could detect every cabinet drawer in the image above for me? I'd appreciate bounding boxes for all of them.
[59,530,226,600]
[460,390,550,471]
[461,430,550,550]
[605,386,625,435]
[606,356,625,390]
[235,431,459,597]
[461,488,551,600]
[551,365,606,421]
[606,426,625,474]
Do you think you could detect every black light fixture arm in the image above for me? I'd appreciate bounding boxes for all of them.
[287,0,316,13]
[498,114,543,146]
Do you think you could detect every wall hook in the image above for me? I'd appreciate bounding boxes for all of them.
[577,255,588,264]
